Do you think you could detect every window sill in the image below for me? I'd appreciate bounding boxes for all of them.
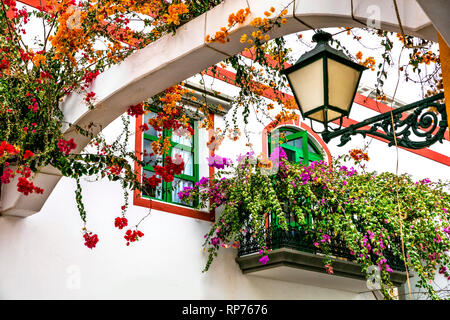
[133,193,214,222]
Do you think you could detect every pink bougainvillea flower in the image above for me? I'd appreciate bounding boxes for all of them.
[114,217,128,230]
[259,255,269,265]
[57,138,77,155]
[83,232,99,249]
[269,146,287,164]
[207,155,232,169]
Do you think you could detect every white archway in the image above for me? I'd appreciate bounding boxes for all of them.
[1,0,446,216]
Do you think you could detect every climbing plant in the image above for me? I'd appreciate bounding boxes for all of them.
[179,149,450,300]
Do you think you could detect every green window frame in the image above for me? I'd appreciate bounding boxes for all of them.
[268,127,323,165]
[141,110,199,207]
[268,127,324,229]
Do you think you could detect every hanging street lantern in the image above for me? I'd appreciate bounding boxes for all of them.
[281,30,366,127]
[281,30,447,150]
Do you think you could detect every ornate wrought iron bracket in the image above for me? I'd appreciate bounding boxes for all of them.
[321,93,447,150]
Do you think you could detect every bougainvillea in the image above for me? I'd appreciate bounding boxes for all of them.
[0,0,222,248]
[179,149,449,300]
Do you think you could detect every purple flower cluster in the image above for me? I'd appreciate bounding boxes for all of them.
[300,167,313,185]
[196,176,209,186]
[236,151,255,163]
[439,266,447,275]
[211,237,220,246]
[298,161,330,185]
[269,147,287,163]
[177,186,195,200]
[418,178,431,185]
[443,226,450,235]
[377,258,393,273]
[207,155,232,169]
[362,234,371,251]
[208,180,227,206]
[339,165,357,177]
[259,255,269,265]
[321,234,331,243]
[258,247,269,265]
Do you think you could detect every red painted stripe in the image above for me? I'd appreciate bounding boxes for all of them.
[17,0,47,10]
[208,112,216,222]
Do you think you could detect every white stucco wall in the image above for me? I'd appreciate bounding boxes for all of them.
[1,70,448,299]
[0,114,375,300]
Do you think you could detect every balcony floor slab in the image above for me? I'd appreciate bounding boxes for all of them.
[236,248,408,294]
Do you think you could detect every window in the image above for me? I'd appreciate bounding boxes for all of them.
[141,110,198,207]
[268,127,323,165]
[268,127,324,229]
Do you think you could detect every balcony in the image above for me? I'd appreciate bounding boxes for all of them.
[236,219,409,294]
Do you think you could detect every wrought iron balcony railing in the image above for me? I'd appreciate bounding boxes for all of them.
[237,223,406,272]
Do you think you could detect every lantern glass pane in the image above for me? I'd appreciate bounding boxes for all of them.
[327,58,361,113]
[287,58,324,115]
[308,109,343,122]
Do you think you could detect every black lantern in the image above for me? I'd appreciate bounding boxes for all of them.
[281,31,366,127]
[281,30,447,150]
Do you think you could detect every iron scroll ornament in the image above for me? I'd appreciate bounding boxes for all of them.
[321,93,447,150]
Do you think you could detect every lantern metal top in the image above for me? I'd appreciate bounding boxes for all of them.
[281,30,367,126]
[282,31,366,76]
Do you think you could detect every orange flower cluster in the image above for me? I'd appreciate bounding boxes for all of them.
[200,118,214,130]
[411,51,439,65]
[269,49,288,67]
[375,95,388,102]
[151,136,172,156]
[249,17,269,28]
[362,57,376,71]
[164,2,189,26]
[205,8,250,44]
[240,8,287,48]
[257,153,272,169]
[146,85,193,155]
[425,77,444,98]
[273,110,298,126]
[249,82,271,96]
[90,0,161,19]
[355,51,375,71]
[250,8,287,29]
[356,51,363,61]
[283,98,298,110]
[48,1,89,66]
[228,8,251,26]
[227,127,241,141]
[349,149,370,162]
[205,27,229,44]
[207,129,224,151]
[32,54,46,68]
